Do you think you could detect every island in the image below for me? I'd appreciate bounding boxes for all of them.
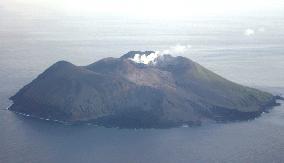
[9,51,280,128]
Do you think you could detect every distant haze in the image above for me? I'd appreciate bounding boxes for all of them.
[1,0,284,18]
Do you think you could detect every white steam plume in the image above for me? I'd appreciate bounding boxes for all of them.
[129,44,192,65]
[245,28,255,36]
[129,52,161,64]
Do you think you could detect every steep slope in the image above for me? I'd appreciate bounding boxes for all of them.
[9,51,279,128]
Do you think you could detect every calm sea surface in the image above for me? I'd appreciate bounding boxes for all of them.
[0,13,284,162]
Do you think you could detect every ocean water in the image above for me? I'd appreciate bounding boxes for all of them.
[0,13,284,163]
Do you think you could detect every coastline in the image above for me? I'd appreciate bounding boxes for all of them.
[8,95,282,129]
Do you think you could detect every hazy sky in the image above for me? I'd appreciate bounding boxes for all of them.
[1,0,284,18]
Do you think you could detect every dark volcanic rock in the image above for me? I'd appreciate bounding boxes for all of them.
[9,51,278,128]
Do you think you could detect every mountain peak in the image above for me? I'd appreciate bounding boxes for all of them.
[120,51,156,59]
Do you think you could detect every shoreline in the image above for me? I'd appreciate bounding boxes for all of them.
[8,96,283,129]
